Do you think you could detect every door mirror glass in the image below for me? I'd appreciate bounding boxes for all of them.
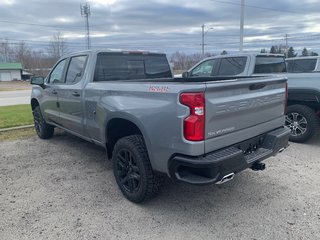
[182,71,190,78]
[30,76,44,85]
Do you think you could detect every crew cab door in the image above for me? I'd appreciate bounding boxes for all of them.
[58,55,88,136]
[42,58,68,124]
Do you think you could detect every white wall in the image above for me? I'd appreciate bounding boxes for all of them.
[0,70,21,81]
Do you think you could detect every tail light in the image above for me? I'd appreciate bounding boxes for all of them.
[180,92,205,141]
[285,81,288,114]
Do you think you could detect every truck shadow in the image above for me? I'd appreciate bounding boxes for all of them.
[46,130,289,222]
[307,133,320,146]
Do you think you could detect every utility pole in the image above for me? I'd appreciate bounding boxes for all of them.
[285,34,288,58]
[201,24,205,57]
[201,24,213,57]
[239,0,245,52]
[80,2,91,50]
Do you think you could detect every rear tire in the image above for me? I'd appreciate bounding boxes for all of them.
[112,135,160,203]
[33,106,54,139]
[285,105,319,143]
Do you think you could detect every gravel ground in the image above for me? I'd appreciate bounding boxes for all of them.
[1,131,320,240]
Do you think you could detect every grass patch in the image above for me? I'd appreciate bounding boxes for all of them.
[0,104,33,129]
[0,127,35,142]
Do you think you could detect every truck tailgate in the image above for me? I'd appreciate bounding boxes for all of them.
[204,76,287,153]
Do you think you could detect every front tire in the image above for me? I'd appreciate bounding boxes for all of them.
[285,105,319,143]
[33,106,54,139]
[112,135,160,203]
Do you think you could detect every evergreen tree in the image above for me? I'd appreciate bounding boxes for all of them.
[287,47,297,58]
[260,49,267,53]
[220,50,227,55]
[301,48,309,56]
[270,46,277,54]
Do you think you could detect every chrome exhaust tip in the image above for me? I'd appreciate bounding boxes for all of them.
[215,172,235,185]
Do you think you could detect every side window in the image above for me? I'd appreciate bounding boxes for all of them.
[49,59,67,84]
[217,57,247,76]
[254,56,286,73]
[287,59,317,73]
[65,55,88,84]
[191,60,217,76]
[286,60,294,72]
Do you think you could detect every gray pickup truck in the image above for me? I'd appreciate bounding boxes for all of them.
[285,56,320,142]
[181,53,320,142]
[31,50,290,203]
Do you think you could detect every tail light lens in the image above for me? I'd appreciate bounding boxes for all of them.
[180,92,205,141]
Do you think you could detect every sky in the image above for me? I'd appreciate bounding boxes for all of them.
[1,0,320,55]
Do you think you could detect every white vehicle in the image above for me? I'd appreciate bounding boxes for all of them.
[178,53,286,78]
[179,53,320,143]
[286,56,320,73]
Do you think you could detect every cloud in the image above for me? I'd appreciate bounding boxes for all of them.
[0,0,320,54]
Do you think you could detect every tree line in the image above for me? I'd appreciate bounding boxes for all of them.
[0,32,68,76]
[2,35,318,76]
[260,45,318,58]
[171,50,227,74]
[171,46,318,73]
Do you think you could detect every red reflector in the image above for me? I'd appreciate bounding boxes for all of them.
[180,92,205,141]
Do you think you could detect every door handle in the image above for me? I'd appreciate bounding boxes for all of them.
[249,84,266,91]
[72,92,80,97]
[52,90,58,94]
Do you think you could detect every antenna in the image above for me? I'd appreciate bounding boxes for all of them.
[80,2,91,49]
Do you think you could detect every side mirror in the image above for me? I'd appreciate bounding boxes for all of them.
[182,71,190,78]
[31,76,44,85]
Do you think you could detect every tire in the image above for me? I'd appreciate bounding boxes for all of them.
[33,106,54,139]
[285,105,319,143]
[112,135,160,203]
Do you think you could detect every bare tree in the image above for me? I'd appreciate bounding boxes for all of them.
[170,51,214,74]
[47,32,68,61]
[0,40,14,62]
[13,41,31,68]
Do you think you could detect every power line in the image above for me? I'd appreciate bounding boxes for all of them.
[210,0,302,14]
[0,19,84,29]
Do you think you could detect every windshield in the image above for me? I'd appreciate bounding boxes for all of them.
[286,59,317,73]
[254,56,286,74]
[94,53,172,81]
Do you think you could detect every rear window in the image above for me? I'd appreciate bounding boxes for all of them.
[217,57,247,76]
[286,59,317,73]
[94,53,172,81]
[254,56,286,74]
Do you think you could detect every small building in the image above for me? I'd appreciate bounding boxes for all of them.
[0,63,23,81]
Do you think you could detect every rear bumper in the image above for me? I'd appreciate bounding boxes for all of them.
[168,126,290,185]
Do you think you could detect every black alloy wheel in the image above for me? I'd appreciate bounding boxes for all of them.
[112,135,160,203]
[33,106,54,139]
[116,149,141,193]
